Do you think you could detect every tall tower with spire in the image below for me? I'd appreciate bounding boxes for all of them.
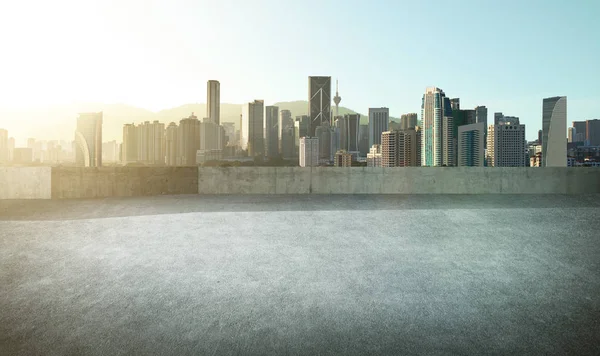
[333,79,342,117]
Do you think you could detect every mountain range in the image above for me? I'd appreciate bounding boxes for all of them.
[0,101,401,143]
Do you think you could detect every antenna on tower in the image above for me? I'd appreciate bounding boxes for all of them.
[333,78,342,118]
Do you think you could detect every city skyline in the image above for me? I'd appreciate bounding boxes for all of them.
[1,1,599,143]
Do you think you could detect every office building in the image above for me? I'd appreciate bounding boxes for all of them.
[165,122,178,166]
[487,122,526,167]
[0,129,7,163]
[278,110,295,159]
[308,76,331,136]
[458,122,485,166]
[421,87,453,166]
[334,150,352,167]
[587,119,600,146]
[542,96,567,167]
[299,137,319,167]
[336,113,360,157]
[450,98,460,110]
[400,113,418,130]
[265,106,279,159]
[367,145,382,167]
[572,121,586,144]
[13,148,33,164]
[221,122,236,147]
[295,115,310,139]
[178,114,201,166]
[316,122,333,164]
[207,80,220,125]
[75,112,103,167]
[495,113,520,126]
[368,107,389,147]
[241,100,265,157]
[538,130,543,145]
[381,129,421,167]
[358,124,369,157]
[102,141,119,163]
[475,106,488,148]
[568,127,576,143]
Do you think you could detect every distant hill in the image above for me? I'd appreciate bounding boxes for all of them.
[0,101,400,143]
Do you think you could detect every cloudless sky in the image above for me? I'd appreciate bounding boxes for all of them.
[1,0,599,140]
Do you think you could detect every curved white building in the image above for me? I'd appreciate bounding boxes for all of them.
[542,96,567,167]
[75,112,103,167]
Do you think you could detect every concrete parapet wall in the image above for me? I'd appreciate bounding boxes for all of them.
[51,167,198,199]
[0,167,52,199]
[198,167,600,194]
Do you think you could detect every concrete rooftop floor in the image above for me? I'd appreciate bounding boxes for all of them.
[1,195,599,356]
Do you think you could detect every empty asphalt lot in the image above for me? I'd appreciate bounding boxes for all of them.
[1,194,599,355]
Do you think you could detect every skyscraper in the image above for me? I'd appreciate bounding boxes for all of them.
[241,100,264,157]
[337,114,360,156]
[450,98,460,110]
[178,114,201,166]
[381,129,422,167]
[316,122,333,164]
[122,124,138,164]
[165,122,178,166]
[572,121,587,144]
[567,127,576,143]
[542,96,567,167]
[368,107,390,147]
[0,129,7,163]
[586,119,600,146]
[421,87,453,166]
[308,76,331,136]
[475,106,488,148]
[295,115,310,139]
[458,122,485,167]
[207,80,220,125]
[279,110,295,159]
[264,106,279,159]
[487,122,526,167]
[75,112,103,167]
[299,137,319,167]
[400,113,418,130]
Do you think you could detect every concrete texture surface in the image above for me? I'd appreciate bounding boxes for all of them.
[198,167,600,194]
[0,167,51,199]
[1,195,599,355]
[51,167,199,199]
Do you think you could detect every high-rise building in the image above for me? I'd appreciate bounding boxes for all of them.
[400,113,418,130]
[102,141,119,163]
[295,115,310,139]
[178,114,201,166]
[475,106,488,148]
[241,100,264,157]
[207,80,220,125]
[542,96,567,167]
[334,150,352,167]
[8,137,15,162]
[381,129,422,167]
[336,114,360,156]
[308,76,331,136]
[0,129,7,163]
[358,124,369,157]
[572,121,586,144]
[494,112,504,125]
[139,121,166,165]
[299,137,319,167]
[264,106,279,159]
[165,122,178,166]
[450,98,460,110]
[568,127,576,143]
[279,110,295,159]
[487,122,526,167]
[586,119,600,146]
[458,122,485,167]
[316,122,333,164]
[367,145,382,167]
[75,112,103,167]
[200,118,222,153]
[122,124,138,164]
[13,148,33,164]
[421,87,453,166]
[368,107,389,147]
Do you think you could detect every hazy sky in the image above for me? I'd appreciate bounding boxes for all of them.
[1,0,599,139]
